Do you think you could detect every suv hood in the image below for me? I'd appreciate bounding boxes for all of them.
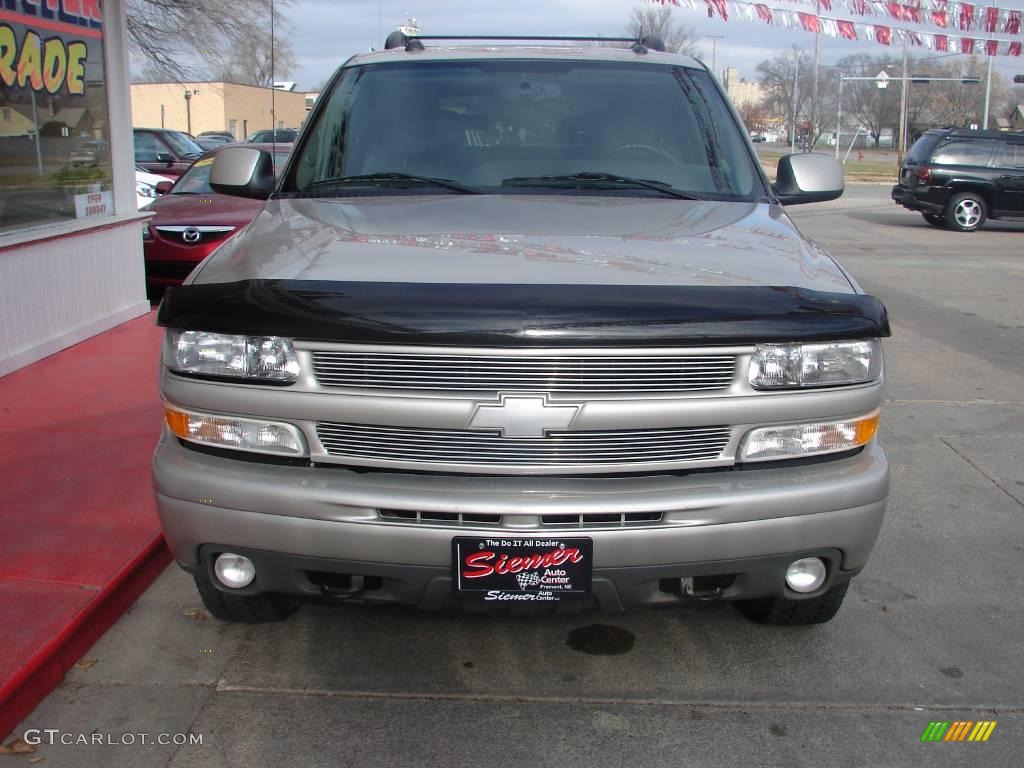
[194,195,854,293]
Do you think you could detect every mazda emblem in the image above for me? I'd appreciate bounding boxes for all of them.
[182,228,201,243]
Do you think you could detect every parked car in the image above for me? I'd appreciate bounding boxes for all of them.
[197,131,236,142]
[246,128,297,143]
[142,144,289,296]
[135,166,173,210]
[195,135,234,151]
[892,128,1024,231]
[68,139,109,165]
[154,33,890,626]
[133,128,204,177]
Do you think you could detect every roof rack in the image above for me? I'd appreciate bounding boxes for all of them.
[382,32,667,54]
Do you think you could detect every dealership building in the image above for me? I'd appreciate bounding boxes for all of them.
[0,0,148,377]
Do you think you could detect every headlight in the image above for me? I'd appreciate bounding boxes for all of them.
[740,411,879,462]
[166,330,299,382]
[165,407,306,456]
[749,340,880,389]
[137,181,158,198]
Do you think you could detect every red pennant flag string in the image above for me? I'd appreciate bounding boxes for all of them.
[959,4,975,32]
[1006,11,1021,35]
[798,12,821,32]
[984,6,998,33]
[837,19,857,39]
[874,25,892,44]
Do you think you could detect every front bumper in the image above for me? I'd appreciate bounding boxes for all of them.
[153,435,890,611]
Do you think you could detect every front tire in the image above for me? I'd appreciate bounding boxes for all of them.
[734,582,849,625]
[194,571,301,623]
[922,213,944,227]
[945,192,986,232]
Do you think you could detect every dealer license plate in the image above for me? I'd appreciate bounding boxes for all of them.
[452,537,593,602]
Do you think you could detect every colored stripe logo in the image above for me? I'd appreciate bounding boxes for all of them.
[921,721,997,742]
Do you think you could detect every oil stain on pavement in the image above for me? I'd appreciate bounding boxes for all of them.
[566,624,635,655]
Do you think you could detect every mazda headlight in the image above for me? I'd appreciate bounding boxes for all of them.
[137,181,158,199]
[749,340,880,389]
[165,330,299,382]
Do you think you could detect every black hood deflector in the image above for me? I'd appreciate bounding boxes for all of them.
[157,280,890,346]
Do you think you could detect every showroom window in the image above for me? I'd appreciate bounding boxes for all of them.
[0,7,113,235]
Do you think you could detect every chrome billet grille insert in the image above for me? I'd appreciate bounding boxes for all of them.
[376,510,665,528]
[379,509,504,526]
[311,351,737,393]
[316,422,731,468]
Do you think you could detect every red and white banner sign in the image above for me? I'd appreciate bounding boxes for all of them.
[654,0,1024,56]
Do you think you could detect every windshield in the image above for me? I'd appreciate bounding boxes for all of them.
[173,153,291,194]
[286,60,761,200]
[162,131,203,157]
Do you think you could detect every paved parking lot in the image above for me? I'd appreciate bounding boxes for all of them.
[3,185,1022,767]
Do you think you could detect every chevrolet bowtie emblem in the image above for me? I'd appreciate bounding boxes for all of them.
[469,394,580,438]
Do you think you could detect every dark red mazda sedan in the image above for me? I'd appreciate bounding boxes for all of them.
[143,144,289,298]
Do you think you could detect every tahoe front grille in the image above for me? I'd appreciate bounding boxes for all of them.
[315,422,731,469]
[311,351,737,393]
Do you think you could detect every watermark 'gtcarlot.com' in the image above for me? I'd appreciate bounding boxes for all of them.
[23,730,203,747]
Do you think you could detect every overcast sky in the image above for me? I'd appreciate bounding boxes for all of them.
[287,0,1024,91]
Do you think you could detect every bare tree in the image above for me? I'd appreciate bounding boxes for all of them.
[757,48,809,141]
[127,0,297,84]
[923,57,1008,130]
[626,5,700,58]
[218,24,297,87]
[836,53,900,148]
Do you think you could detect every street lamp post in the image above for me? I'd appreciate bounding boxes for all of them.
[184,90,193,135]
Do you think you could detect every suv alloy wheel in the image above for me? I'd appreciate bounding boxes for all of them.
[945,192,987,232]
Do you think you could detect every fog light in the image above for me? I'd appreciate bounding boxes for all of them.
[785,557,826,593]
[214,553,256,589]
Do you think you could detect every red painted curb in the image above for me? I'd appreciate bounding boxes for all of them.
[0,535,171,740]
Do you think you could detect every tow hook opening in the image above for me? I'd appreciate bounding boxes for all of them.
[661,574,736,601]
[307,571,383,600]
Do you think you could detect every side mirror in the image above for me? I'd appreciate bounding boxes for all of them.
[155,152,174,164]
[155,180,173,195]
[772,153,844,205]
[209,146,275,200]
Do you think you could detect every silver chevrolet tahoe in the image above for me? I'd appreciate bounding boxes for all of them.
[153,33,890,625]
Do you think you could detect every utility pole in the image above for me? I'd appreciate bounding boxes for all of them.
[791,50,799,154]
[983,0,997,129]
[707,35,725,77]
[810,0,820,152]
[897,40,908,163]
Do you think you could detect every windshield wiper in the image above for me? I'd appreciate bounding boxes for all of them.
[501,173,703,200]
[303,172,482,195]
